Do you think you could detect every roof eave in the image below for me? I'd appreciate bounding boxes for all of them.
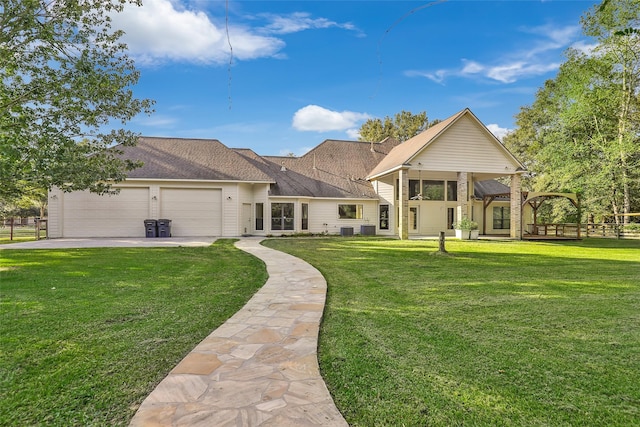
[366,163,411,181]
[124,177,276,184]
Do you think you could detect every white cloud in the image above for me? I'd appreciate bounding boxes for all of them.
[111,1,361,65]
[258,12,359,35]
[406,24,582,84]
[486,61,560,84]
[571,40,599,55]
[111,0,282,64]
[486,124,512,141]
[346,128,361,139]
[292,105,370,132]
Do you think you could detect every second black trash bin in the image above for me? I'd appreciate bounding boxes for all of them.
[144,219,157,238]
[157,219,172,237]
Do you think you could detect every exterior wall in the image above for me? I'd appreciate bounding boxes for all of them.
[159,187,222,236]
[411,115,520,174]
[50,186,150,238]
[372,177,395,236]
[410,201,447,235]
[267,198,379,235]
[389,171,461,237]
[237,183,269,236]
[48,180,271,238]
[476,200,511,235]
[47,187,63,238]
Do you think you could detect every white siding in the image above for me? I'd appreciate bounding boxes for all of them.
[222,185,238,237]
[47,188,63,238]
[61,188,150,237]
[307,199,378,235]
[373,178,396,236]
[160,188,222,236]
[413,115,519,174]
[409,202,451,236]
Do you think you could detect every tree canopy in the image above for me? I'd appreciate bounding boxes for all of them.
[358,110,438,142]
[503,0,639,223]
[0,0,153,201]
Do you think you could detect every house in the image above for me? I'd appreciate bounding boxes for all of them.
[47,108,528,239]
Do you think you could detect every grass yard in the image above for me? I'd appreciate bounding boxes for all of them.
[0,240,267,426]
[263,237,640,427]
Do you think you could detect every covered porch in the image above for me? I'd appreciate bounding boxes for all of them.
[480,190,581,240]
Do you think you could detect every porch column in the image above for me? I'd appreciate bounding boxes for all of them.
[457,172,470,221]
[510,174,522,240]
[398,167,409,240]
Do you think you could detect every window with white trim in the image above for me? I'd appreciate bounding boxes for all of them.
[338,204,363,219]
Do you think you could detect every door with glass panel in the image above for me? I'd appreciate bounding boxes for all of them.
[271,203,294,231]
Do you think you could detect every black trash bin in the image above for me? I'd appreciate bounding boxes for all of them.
[144,219,157,238]
[157,219,172,237]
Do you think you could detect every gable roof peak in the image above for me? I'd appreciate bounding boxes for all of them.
[366,108,524,179]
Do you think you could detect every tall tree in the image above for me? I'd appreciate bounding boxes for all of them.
[504,0,640,223]
[0,0,153,200]
[358,110,437,142]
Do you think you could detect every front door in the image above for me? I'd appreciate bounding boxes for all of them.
[409,206,419,234]
[242,203,252,235]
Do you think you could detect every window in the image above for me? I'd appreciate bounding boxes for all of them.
[447,207,455,229]
[272,203,294,231]
[409,180,421,199]
[379,205,389,230]
[422,180,444,200]
[410,207,418,230]
[493,206,510,229]
[447,181,458,201]
[255,203,264,230]
[338,204,363,219]
[301,203,309,230]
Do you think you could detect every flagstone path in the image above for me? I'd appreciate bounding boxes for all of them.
[129,238,348,426]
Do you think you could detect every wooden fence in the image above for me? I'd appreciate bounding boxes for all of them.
[584,223,640,239]
[525,223,640,239]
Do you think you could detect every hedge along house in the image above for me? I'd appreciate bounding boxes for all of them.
[47,108,527,239]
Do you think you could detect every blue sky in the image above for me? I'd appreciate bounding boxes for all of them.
[111,0,598,156]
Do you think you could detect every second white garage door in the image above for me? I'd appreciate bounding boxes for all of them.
[160,188,222,236]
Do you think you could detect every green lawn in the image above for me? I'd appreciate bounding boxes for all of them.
[0,240,267,426]
[263,237,640,426]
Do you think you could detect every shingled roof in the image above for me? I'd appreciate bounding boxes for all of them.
[474,179,510,198]
[235,138,401,198]
[118,137,274,182]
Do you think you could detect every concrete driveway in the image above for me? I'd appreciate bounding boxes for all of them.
[0,237,217,250]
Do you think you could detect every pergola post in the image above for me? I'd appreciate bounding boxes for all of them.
[398,167,409,240]
[510,174,523,240]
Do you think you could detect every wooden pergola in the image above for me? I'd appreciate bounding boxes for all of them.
[482,191,581,239]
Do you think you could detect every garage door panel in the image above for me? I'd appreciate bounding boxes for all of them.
[160,188,222,236]
[63,188,149,237]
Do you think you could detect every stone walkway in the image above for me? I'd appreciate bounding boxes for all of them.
[129,238,348,426]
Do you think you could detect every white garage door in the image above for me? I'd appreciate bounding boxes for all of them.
[63,188,150,237]
[160,188,222,236]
